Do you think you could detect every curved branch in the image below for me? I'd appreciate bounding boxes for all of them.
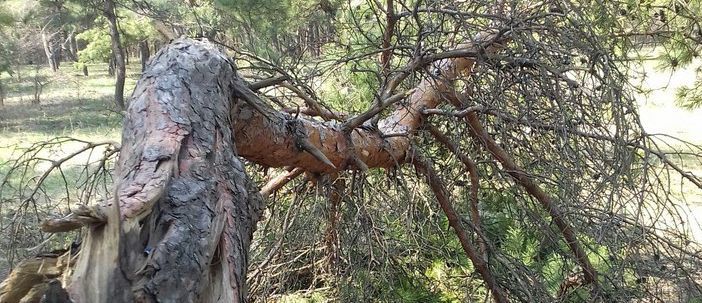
[411,148,508,303]
[462,111,599,286]
[427,124,487,257]
[234,34,504,173]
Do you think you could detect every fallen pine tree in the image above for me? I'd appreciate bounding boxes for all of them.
[1,1,701,302]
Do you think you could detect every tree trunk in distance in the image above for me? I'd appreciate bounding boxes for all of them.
[69,32,78,62]
[108,56,115,76]
[50,35,61,71]
[103,0,126,110]
[41,32,57,72]
[139,40,150,71]
[0,80,4,107]
[32,65,42,105]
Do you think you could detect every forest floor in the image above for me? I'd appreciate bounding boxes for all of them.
[632,59,702,241]
[0,62,138,278]
[0,59,700,280]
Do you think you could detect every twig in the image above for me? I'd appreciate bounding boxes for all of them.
[411,148,508,303]
[427,124,487,258]
[260,168,304,197]
[463,111,599,286]
[249,75,289,91]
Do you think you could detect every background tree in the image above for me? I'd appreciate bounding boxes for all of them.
[101,0,126,109]
[0,6,14,107]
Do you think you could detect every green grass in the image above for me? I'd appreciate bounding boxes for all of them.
[0,62,139,277]
[0,62,140,141]
[0,62,135,190]
[0,61,138,194]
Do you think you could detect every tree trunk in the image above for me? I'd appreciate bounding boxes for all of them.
[33,66,42,105]
[139,40,150,71]
[103,0,126,110]
[108,56,115,76]
[69,32,79,62]
[41,32,58,72]
[66,39,264,302]
[0,80,5,107]
[51,35,62,71]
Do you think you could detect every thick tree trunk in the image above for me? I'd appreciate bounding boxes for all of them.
[103,0,126,110]
[66,39,264,302]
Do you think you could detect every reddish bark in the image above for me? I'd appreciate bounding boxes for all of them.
[233,41,488,172]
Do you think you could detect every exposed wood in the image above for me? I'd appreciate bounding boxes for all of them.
[41,204,107,233]
[0,253,71,303]
[259,167,304,197]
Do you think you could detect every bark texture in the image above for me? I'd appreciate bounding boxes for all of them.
[67,39,263,303]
